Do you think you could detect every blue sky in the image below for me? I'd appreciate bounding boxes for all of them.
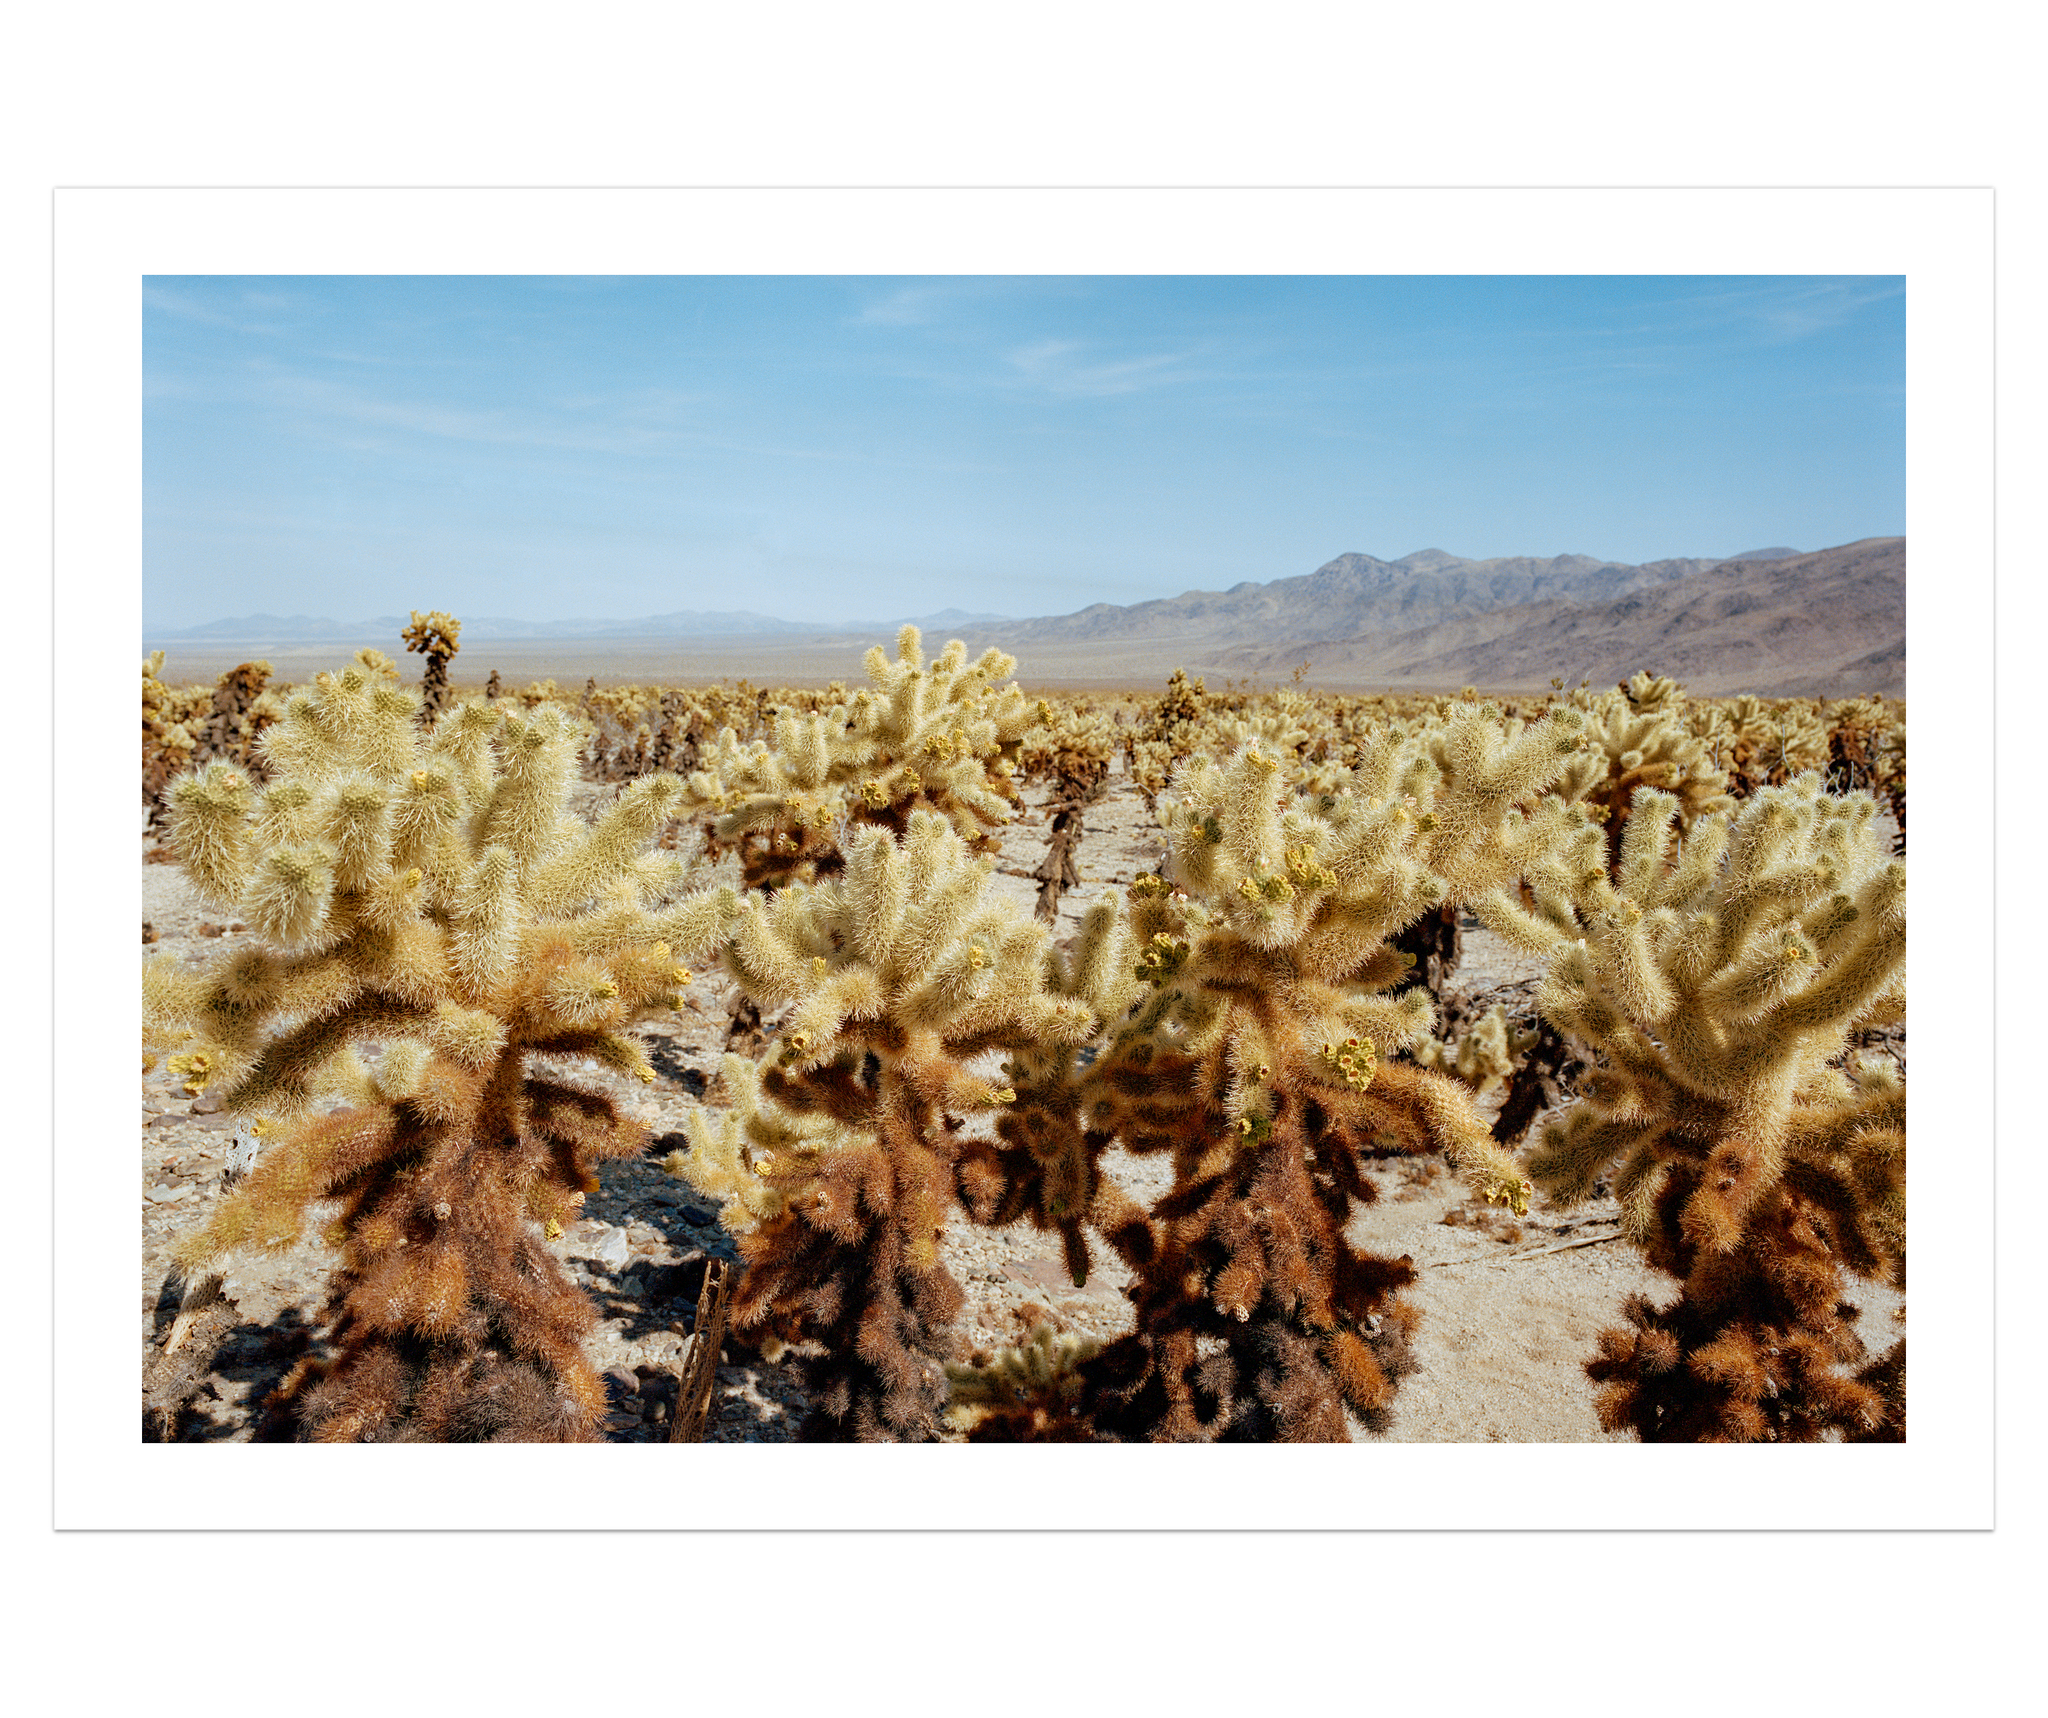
[141,275,1905,629]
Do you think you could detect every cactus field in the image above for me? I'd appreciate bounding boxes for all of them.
[140,631,1906,1442]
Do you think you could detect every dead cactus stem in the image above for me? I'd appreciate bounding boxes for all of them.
[728,1059,967,1441]
[1078,1033,1427,1442]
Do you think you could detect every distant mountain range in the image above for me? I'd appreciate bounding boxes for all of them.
[143,539,1901,697]
[1201,538,1902,696]
[915,539,1896,696]
[973,546,1810,652]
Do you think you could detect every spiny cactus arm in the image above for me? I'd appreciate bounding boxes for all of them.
[302,664,420,779]
[816,815,1013,994]
[1612,785,1685,900]
[171,1103,403,1281]
[1314,985,1435,1062]
[1536,943,1682,1092]
[772,709,835,787]
[771,965,889,1058]
[249,777,318,851]
[356,684,426,773]
[147,941,324,1082]
[663,1055,844,1231]
[1757,864,1906,1038]
[1316,795,1435,899]
[316,773,399,893]
[141,942,213,1018]
[1468,884,1574,955]
[1364,1058,1534,1212]
[247,691,328,785]
[724,891,832,1007]
[1052,893,1142,1023]
[1780,1063,1906,1273]
[523,772,686,917]
[926,765,1016,836]
[166,764,256,905]
[1296,895,1436,985]
[473,708,580,870]
[1525,1104,1666,1209]
[524,1069,642,1144]
[1426,704,1583,824]
[432,828,511,966]
[238,839,346,954]
[218,990,438,1116]
[646,884,745,960]
[1708,849,1848,968]
[423,698,501,801]
[503,922,696,1027]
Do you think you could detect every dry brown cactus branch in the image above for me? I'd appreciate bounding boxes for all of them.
[668,1257,732,1444]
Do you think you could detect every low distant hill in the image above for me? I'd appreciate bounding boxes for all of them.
[145,606,1016,644]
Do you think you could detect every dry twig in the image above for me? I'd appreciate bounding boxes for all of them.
[668,1258,731,1444]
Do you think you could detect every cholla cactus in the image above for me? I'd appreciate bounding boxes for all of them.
[142,651,200,829]
[192,660,280,776]
[1510,777,1907,1441]
[943,1324,1104,1441]
[1152,667,1206,754]
[1823,697,1907,853]
[146,659,737,1440]
[686,627,1028,892]
[1414,1000,1536,1100]
[1071,709,1588,1441]
[1620,670,1681,713]
[950,895,1150,1284]
[1017,697,1114,802]
[400,609,462,723]
[665,809,1095,1440]
[1555,677,1733,872]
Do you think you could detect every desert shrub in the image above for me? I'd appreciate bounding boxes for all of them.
[146,659,737,1440]
[1503,777,1907,1441]
[663,810,1096,1440]
[683,626,1029,893]
[400,609,462,724]
[1552,674,1734,872]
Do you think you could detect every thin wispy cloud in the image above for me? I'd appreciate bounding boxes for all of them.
[1002,337,1203,398]
[854,284,958,327]
[142,283,291,339]
[1611,278,1906,348]
[257,370,682,459]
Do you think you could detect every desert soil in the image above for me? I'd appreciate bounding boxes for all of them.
[139,765,1905,1443]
